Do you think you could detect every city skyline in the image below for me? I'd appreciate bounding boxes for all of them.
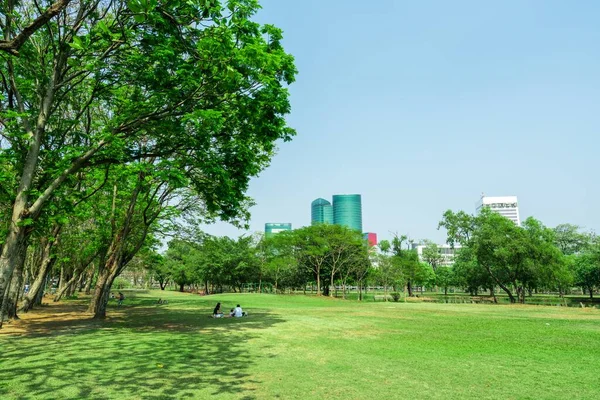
[199,0,599,243]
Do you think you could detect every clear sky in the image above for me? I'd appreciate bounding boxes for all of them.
[202,0,600,243]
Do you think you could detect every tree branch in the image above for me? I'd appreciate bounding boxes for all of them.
[0,0,71,56]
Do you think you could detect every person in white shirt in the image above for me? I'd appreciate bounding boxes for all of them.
[234,304,244,317]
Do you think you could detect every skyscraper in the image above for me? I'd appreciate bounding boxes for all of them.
[476,195,521,226]
[332,194,362,232]
[311,198,333,225]
[265,223,292,237]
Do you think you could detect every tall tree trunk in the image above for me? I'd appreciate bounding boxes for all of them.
[77,272,86,292]
[407,280,413,297]
[179,283,184,292]
[84,266,95,295]
[5,262,25,320]
[58,266,65,293]
[484,265,516,303]
[316,267,321,295]
[330,273,335,298]
[589,286,594,300]
[0,229,29,324]
[54,269,86,302]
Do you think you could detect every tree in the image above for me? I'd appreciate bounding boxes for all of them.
[554,224,591,255]
[323,225,366,298]
[164,240,199,292]
[571,251,600,299]
[374,252,401,301]
[0,0,297,319]
[421,240,444,271]
[289,226,330,295]
[442,208,565,303]
[435,267,454,296]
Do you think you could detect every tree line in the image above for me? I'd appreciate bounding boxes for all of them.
[0,0,297,326]
[438,209,600,303]
[144,224,437,301]
[145,211,600,305]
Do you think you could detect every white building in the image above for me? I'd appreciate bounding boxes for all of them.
[412,243,462,267]
[476,195,520,226]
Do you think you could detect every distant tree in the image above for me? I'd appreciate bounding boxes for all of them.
[554,224,591,255]
[571,251,600,299]
[289,225,331,295]
[164,240,200,292]
[435,267,454,296]
[375,253,402,301]
[421,240,444,271]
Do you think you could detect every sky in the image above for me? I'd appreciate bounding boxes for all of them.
[201,0,600,243]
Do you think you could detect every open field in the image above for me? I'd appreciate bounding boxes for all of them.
[1,291,600,399]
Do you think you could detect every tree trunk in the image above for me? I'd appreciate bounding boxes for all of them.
[316,269,321,295]
[54,269,86,302]
[77,272,86,292]
[0,277,13,327]
[179,283,184,292]
[484,265,516,303]
[384,283,388,301]
[84,267,95,295]
[407,280,413,297]
[58,266,65,293]
[0,228,29,325]
[329,273,335,298]
[6,261,25,320]
[589,286,594,300]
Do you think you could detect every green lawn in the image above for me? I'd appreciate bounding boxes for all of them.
[1,291,599,399]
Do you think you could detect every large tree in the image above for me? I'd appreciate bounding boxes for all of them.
[0,0,296,318]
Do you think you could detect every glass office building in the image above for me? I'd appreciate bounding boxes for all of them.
[265,223,292,237]
[311,198,334,225]
[332,194,362,232]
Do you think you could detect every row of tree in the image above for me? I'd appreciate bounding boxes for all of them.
[438,209,600,303]
[0,0,296,326]
[146,224,439,300]
[146,212,599,305]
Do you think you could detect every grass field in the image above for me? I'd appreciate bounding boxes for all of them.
[1,291,599,399]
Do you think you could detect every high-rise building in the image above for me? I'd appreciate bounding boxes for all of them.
[311,198,334,225]
[332,194,362,232]
[476,195,521,226]
[265,223,292,237]
[363,232,378,247]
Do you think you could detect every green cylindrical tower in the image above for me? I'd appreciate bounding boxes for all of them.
[311,198,333,225]
[332,194,362,232]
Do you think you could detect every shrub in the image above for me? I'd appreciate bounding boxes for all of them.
[113,278,132,290]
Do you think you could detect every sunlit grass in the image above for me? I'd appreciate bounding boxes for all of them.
[1,291,599,399]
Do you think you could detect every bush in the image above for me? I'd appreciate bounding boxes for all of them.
[391,292,401,302]
[113,278,132,290]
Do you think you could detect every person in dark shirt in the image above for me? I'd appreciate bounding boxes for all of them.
[213,302,223,317]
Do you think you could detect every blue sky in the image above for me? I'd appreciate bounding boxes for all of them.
[203,0,600,243]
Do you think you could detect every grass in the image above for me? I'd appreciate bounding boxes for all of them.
[1,291,599,399]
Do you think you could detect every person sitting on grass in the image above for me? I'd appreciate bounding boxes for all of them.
[229,308,235,317]
[233,304,247,317]
[117,292,125,306]
[213,302,223,318]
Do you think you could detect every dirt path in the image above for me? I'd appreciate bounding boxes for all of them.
[0,299,120,337]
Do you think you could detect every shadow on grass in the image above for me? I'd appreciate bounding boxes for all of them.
[0,302,283,399]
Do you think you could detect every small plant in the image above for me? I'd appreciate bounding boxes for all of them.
[113,278,132,290]
[391,292,401,302]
